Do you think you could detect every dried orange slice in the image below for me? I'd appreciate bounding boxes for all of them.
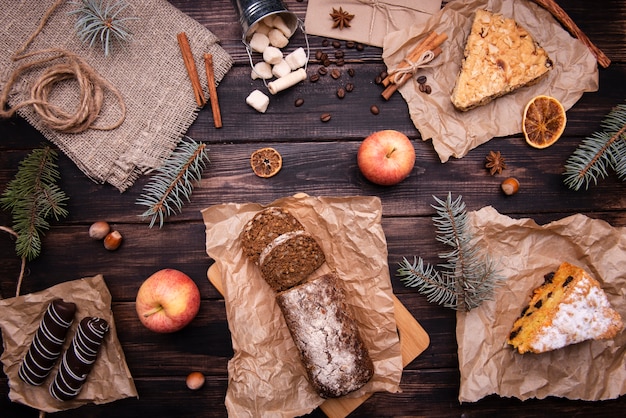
[522,95,566,149]
[250,147,282,178]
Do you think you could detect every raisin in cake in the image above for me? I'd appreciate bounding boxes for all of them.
[451,9,553,111]
[507,262,623,354]
[276,272,374,398]
[240,207,305,264]
[259,230,325,292]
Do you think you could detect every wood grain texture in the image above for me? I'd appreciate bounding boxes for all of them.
[1,1,626,417]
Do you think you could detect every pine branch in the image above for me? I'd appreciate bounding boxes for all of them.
[397,193,502,311]
[0,145,69,261]
[136,137,209,228]
[69,0,138,56]
[563,101,626,190]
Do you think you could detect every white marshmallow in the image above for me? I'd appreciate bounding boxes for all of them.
[249,32,270,53]
[268,68,307,95]
[284,47,307,70]
[246,90,270,113]
[272,59,292,78]
[272,15,292,38]
[252,21,271,36]
[251,61,273,80]
[268,28,289,48]
[262,46,283,65]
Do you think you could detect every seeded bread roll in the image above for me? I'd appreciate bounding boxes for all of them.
[240,207,305,264]
[259,230,325,292]
[19,299,76,386]
[276,272,374,398]
[49,316,109,401]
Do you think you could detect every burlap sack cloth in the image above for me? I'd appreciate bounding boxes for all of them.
[0,275,138,412]
[382,0,599,162]
[459,207,626,402]
[0,0,232,191]
[202,195,403,417]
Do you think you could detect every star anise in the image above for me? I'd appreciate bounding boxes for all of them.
[330,7,354,30]
[485,151,506,175]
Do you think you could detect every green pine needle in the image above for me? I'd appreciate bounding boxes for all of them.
[69,0,138,56]
[136,137,209,228]
[1,145,69,261]
[397,193,501,311]
[563,101,626,190]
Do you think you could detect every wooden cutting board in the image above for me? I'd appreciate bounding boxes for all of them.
[207,263,430,418]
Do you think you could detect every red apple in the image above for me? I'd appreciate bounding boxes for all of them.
[135,269,201,333]
[357,130,416,186]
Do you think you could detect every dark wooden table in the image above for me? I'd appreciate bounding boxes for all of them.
[2,1,625,416]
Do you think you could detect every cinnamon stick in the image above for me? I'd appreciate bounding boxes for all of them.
[203,53,222,128]
[530,0,610,68]
[381,48,443,100]
[382,31,439,87]
[177,32,206,107]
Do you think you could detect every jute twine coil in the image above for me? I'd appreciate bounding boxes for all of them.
[0,0,126,134]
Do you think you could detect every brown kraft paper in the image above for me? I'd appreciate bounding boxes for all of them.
[0,275,138,413]
[458,206,626,402]
[382,0,599,163]
[202,194,403,417]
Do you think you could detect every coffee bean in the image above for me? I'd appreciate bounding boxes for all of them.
[330,69,341,79]
[320,113,331,122]
[345,82,354,92]
[337,88,345,99]
[322,39,329,47]
[315,50,323,60]
[374,75,382,85]
[332,40,341,48]
[309,73,320,83]
[417,75,427,84]
[347,68,355,77]
[323,59,331,67]
[335,50,344,59]
[318,66,328,75]
[336,58,345,66]
[370,105,380,115]
[320,52,328,61]
[379,70,388,80]
[423,84,432,94]
[294,98,304,107]
[346,41,355,48]
[356,43,364,51]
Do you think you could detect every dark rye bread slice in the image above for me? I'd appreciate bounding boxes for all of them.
[276,272,374,398]
[19,299,76,386]
[240,207,305,264]
[258,230,325,292]
[49,316,109,401]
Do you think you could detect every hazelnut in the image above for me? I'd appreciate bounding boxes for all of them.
[501,177,520,195]
[186,371,205,390]
[89,221,110,240]
[103,230,123,250]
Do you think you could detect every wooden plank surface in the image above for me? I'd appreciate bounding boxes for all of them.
[1,0,626,417]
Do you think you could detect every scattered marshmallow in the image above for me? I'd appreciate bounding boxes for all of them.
[268,68,307,95]
[249,32,270,53]
[246,89,270,113]
[262,46,283,65]
[268,28,289,48]
[284,47,307,70]
[251,61,273,80]
[271,59,292,78]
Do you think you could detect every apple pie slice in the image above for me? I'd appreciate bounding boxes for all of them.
[451,9,553,111]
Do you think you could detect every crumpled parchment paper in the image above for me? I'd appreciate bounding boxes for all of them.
[202,194,403,417]
[382,0,599,162]
[458,206,626,402]
[0,275,137,412]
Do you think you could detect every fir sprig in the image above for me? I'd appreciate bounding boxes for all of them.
[1,146,69,261]
[69,0,138,56]
[136,137,209,228]
[397,193,501,311]
[563,101,626,190]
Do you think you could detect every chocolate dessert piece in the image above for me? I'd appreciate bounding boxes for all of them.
[18,299,76,385]
[276,273,374,398]
[49,316,109,401]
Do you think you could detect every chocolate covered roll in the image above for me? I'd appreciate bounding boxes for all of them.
[18,299,76,385]
[49,317,108,401]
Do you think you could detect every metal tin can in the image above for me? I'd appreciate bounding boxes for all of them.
[231,0,298,42]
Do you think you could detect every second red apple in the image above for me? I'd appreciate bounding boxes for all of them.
[357,130,416,186]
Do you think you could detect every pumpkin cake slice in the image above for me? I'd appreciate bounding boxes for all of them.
[451,9,553,111]
[507,262,623,354]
